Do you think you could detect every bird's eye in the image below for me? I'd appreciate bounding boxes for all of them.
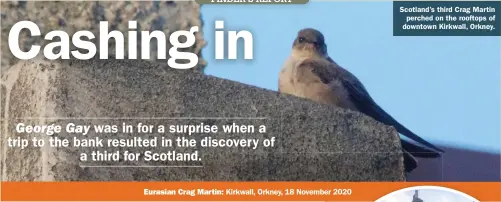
[298,37,305,43]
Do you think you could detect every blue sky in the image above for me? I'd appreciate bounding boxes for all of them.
[200,1,501,154]
[377,188,477,202]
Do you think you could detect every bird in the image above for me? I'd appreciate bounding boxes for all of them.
[278,28,444,172]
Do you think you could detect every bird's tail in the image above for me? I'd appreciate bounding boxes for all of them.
[401,139,441,158]
[403,150,418,173]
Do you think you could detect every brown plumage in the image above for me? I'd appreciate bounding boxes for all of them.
[278,28,444,172]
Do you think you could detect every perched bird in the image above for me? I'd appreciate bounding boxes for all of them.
[278,28,444,172]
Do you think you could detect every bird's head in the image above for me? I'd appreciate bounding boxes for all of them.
[292,28,328,58]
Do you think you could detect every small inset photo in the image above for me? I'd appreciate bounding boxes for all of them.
[376,186,479,202]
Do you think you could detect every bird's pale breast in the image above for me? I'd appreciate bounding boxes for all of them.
[278,55,299,95]
[279,54,357,110]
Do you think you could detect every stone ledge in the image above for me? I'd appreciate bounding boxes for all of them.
[0,58,405,181]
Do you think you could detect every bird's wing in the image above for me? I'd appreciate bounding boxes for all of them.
[326,56,339,66]
[401,139,441,158]
[334,65,445,154]
[302,58,444,155]
[307,59,337,84]
[403,149,418,172]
